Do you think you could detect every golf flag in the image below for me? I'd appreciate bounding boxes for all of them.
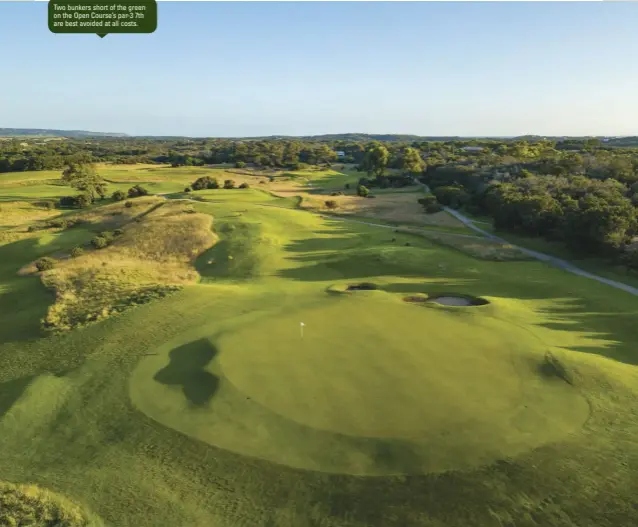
[300,322,305,338]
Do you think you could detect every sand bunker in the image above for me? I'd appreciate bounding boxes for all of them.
[430,296,473,306]
[346,282,378,291]
[403,294,489,306]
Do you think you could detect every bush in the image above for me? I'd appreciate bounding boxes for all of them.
[70,246,84,258]
[128,185,149,198]
[91,236,109,249]
[184,187,192,193]
[325,200,338,210]
[418,195,443,214]
[344,183,351,190]
[0,481,93,527]
[235,161,246,168]
[35,257,55,272]
[113,228,124,236]
[224,179,236,189]
[58,194,92,209]
[112,190,127,201]
[330,191,344,196]
[239,182,250,189]
[357,185,370,197]
[46,218,70,229]
[192,176,220,190]
[124,201,133,208]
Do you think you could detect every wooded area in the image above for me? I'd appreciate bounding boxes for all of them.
[2,135,637,270]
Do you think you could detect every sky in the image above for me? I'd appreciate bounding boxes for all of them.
[1,2,637,137]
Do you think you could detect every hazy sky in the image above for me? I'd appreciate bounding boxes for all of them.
[1,2,637,137]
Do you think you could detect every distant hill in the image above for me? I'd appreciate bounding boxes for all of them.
[0,128,128,138]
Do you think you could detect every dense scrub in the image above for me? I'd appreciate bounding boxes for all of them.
[0,481,101,527]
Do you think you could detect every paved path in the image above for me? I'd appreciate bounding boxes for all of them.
[443,203,638,296]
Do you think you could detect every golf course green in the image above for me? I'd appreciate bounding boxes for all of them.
[132,292,589,476]
[1,166,638,525]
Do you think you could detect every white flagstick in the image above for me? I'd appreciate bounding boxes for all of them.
[300,322,305,338]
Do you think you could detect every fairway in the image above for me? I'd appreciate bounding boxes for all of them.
[1,164,638,525]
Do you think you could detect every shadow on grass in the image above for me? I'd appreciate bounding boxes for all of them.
[154,339,220,406]
[0,376,34,418]
[276,219,638,367]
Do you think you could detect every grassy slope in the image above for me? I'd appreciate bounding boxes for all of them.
[0,168,637,525]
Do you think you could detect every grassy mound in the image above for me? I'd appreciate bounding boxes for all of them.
[0,481,101,526]
[40,200,216,331]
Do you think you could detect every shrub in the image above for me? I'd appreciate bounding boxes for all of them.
[357,185,370,197]
[58,194,92,209]
[192,176,219,190]
[128,185,149,198]
[235,161,246,168]
[124,201,133,208]
[224,179,236,189]
[184,187,192,193]
[238,182,250,189]
[46,218,70,229]
[259,180,266,184]
[418,195,443,214]
[0,481,93,527]
[112,190,127,201]
[113,228,124,236]
[325,200,338,210]
[70,246,84,258]
[91,236,109,249]
[35,257,55,272]
[344,183,351,190]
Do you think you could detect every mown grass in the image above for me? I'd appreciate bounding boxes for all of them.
[0,166,637,526]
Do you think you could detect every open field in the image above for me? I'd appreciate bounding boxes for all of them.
[1,165,638,525]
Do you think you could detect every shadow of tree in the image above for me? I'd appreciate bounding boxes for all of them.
[0,375,34,418]
[275,219,638,367]
[153,339,220,406]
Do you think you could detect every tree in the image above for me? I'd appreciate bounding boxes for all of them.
[35,257,55,272]
[239,182,250,189]
[128,185,149,198]
[61,162,106,200]
[191,176,219,190]
[112,190,126,201]
[418,195,442,214]
[357,185,369,197]
[324,200,338,210]
[362,143,389,179]
[224,179,236,189]
[432,185,471,209]
[401,147,425,176]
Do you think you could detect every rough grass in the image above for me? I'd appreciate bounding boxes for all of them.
[399,228,534,261]
[1,167,638,526]
[0,481,101,526]
[0,201,59,228]
[39,200,215,331]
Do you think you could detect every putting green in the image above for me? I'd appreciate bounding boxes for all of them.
[131,291,590,476]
